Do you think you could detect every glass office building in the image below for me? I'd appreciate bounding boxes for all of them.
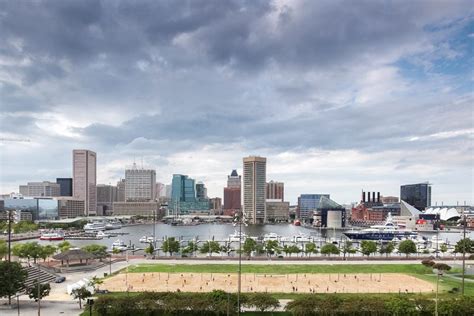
[297,194,330,220]
[400,182,432,211]
[3,197,59,221]
[171,174,209,215]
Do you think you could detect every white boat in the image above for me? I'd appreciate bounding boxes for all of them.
[105,221,122,230]
[430,235,445,245]
[39,231,64,241]
[84,222,106,232]
[263,233,280,242]
[228,231,248,243]
[139,236,155,243]
[111,239,128,251]
[96,231,106,239]
[293,233,313,243]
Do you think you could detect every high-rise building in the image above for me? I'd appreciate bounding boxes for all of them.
[400,182,432,211]
[243,156,267,224]
[266,181,284,201]
[265,199,289,222]
[73,149,97,216]
[209,197,222,212]
[155,182,165,199]
[116,179,126,202]
[125,163,156,202]
[97,184,117,215]
[227,169,241,188]
[171,174,209,215]
[56,178,73,196]
[196,182,208,200]
[19,181,61,197]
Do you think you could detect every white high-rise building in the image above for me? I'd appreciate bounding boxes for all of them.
[125,163,156,202]
[73,149,97,216]
[243,156,266,224]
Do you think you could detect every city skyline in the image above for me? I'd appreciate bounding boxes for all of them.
[0,1,472,205]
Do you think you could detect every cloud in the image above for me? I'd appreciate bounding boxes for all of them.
[0,0,472,204]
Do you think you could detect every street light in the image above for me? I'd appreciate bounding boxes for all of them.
[461,207,467,295]
[235,210,247,316]
[435,269,444,316]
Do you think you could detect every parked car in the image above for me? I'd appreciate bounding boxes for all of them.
[54,276,66,283]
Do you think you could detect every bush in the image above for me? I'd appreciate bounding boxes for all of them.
[421,259,435,267]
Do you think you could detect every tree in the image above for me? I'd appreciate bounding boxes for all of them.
[181,241,197,256]
[0,261,28,301]
[0,240,7,259]
[242,238,257,257]
[41,245,56,263]
[305,242,318,257]
[287,245,301,257]
[454,238,473,254]
[379,242,395,257]
[12,243,28,262]
[71,286,92,309]
[58,241,72,253]
[27,280,51,301]
[398,240,417,258]
[360,241,377,257]
[385,296,417,315]
[321,244,340,256]
[264,240,280,257]
[421,259,435,267]
[82,244,108,260]
[25,242,44,263]
[162,237,180,256]
[432,263,451,272]
[91,276,104,291]
[342,241,356,259]
[440,244,448,254]
[244,293,280,312]
[144,243,155,257]
[200,241,221,256]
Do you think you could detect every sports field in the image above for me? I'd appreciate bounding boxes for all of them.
[102,263,437,294]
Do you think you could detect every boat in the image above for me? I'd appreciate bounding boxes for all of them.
[111,239,128,251]
[343,213,418,241]
[96,231,106,239]
[105,221,122,230]
[430,235,445,245]
[84,222,106,232]
[139,236,155,243]
[228,230,248,242]
[293,233,313,243]
[263,233,280,242]
[39,231,64,241]
[294,219,301,226]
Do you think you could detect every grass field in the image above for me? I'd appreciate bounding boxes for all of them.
[127,263,433,274]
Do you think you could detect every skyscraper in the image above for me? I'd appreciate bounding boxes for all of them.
[73,149,97,216]
[116,179,126,202]
[125,163,156,202]
[400,182,432,211]
[227,169,241,188]
[196,182,208,200]
[243,156,266,224]
[19,181,61,197]
[224,169,241,215]
[56,178,73,196]
[97,184,117,215]
[171,174,209,215]
[266,180,284,201]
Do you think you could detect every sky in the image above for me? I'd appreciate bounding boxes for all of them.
[0,0,473,205]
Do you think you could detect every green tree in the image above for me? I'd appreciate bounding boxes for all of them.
[162,237,180,256]
[27,280,51,301]
[440,244,448,254]
[360,241,377,257]
[379,242,395,257]
[200,241,221,255]
[25,242,44,263]
[385,296,417,316]
[454,238,473,254]
[71,286,92,309]
[244,292,280,312]
[144,243,155,257]
[398,240,417,258]
[12,243,28,261]
[287,245,301,257]
[321,243,340,256]
[305,242,318,257]
[181,241,198,256]
[264,240,280,257]
[91,276,104,291]
[57,241,71,253]
[242,238,257,257]
[0,261,28,301]
[342,241,356,259]
[40,245,56,263]
[0,240,7,259]
[432,263,451,272]
[82,244,108,260]
[13,221,38,234]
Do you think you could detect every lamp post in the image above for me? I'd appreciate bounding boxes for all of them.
[7,209,13,305]
[435,269,443,316]
[461,208,467,295]
[235,210,246,316]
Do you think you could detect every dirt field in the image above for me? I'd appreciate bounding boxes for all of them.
[102,272,435,294]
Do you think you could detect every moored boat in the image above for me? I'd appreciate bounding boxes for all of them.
[39,231,64,241]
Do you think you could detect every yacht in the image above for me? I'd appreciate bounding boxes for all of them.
[139,236,155,244]
[105,221,122,230]
[228,231,248,243]
[111,239,128,251]
[293,233,313,243]
[39,231,64,241]
[84,222,106,232]
[96,231,106,239]
[430,235,445,245]
[344,214,418,241]
[263,233,280,242]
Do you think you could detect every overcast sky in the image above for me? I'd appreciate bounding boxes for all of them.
[0,0,473,205]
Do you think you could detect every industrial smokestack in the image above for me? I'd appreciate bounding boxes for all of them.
[362,191,366,203]
[367,192,371,202]
[372,192,376,203]
[377,192,380,203]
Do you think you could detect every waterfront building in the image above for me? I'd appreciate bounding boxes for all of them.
[73,149,97,216]
[56,178,73,196]
[311,196,346,228]
[171,174,209,215]
[243,156,267,224]
[196,182,208,200]
[209,197,222,213]
[297,194,330,220]
[57,197,85,218]
[116,179,126,202]
[227,169,241,188]
[265,199,289,222]
[125,164,156,201]
[400,182,431,211]
[155,182,165,199]
[351,191,400,224]
[3,197,59,221]
[97,184,117,215]
[19,181,61,197]
[113,201,159,216]
[266,181,284,201]
[381,196,399,204]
